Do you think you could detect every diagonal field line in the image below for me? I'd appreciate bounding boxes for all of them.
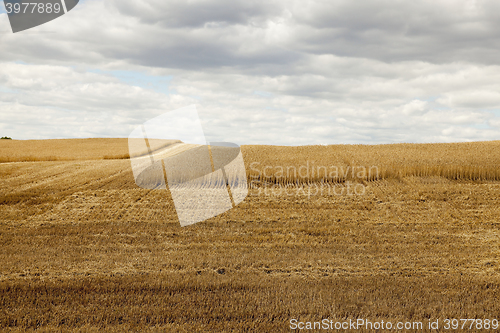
[141,125,155,164]
[208,145,235,208]
[60,0,68,13]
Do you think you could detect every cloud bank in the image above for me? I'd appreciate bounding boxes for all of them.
[0,0,499,144]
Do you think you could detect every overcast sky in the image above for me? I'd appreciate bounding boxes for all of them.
[1,0,500,145]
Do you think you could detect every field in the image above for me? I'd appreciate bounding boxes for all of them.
[1,139,500,332]
[0,138,183,163]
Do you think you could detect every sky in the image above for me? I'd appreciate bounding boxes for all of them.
[0,0,500,145]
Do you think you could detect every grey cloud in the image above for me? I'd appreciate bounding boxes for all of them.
[0,1,499,144]
[3,0,500,73]
[288,0,500,64]
[110,0,284,28]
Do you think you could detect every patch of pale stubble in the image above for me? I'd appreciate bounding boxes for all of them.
[168,155,248,227]
[169,175,245,227]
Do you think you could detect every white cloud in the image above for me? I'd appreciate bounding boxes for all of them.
[0,0,499,144]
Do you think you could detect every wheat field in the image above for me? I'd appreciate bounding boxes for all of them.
[0,138,183,163]
[1,139,500,332]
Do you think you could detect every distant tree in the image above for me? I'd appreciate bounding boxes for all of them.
[1,136,12,140]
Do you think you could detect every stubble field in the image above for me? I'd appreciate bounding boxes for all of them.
[0,139,500,332]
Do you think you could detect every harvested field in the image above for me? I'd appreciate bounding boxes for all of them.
[1,139,500,331]
[0,138,181,163]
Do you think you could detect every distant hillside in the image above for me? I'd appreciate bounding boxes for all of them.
[0,138,179,163]
[1,138,500,182]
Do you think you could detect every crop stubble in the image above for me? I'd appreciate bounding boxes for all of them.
[0,140,500,331]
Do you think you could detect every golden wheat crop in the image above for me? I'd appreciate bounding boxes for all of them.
[0,138,130,162]
[0,138,183,163]
[243,141,500,184]
[3,139,500,182]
